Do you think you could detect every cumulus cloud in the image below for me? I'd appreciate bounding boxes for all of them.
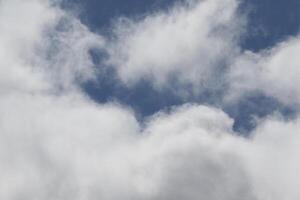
[1,0,300,200]
[228,35,300,106]
[106,0,242,93]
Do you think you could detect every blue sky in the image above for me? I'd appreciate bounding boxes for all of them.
[62,0,300,133]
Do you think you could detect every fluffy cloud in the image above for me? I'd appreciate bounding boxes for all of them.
[106,0,242,93]
[229,35,300,106]
[1,0,300,200]
[0,0,104,94]
[105,0,300,107]
[3,92,300,200]
[0,0,56,94]
[243,117,300,200]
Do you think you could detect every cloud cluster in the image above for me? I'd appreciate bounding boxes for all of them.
[1,0,300,200]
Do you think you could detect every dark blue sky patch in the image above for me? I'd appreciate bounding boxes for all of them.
[83,79,184,119]
[61,0,180,34]
[240,0,300,51]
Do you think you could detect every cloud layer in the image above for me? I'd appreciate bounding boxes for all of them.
[1,0,300,199]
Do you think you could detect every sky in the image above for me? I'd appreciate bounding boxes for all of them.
[1,0,300,199]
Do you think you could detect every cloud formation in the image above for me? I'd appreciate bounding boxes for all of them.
[229,35,300,106]
[1,0,300,200]
[107,0,242,93]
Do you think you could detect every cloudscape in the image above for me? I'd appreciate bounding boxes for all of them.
[1,0,300,199]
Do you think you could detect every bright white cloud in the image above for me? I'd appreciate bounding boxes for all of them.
[107,0,242,93]
[228,35,300,106]
[0,0,56,94]
[1,0,300,200]
[240,116,300,200]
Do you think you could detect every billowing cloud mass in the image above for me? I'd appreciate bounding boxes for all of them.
[1,0,300,200]
[229,35,300,106]
[107,0,241,92]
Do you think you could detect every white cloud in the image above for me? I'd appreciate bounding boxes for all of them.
[241,116,300,200]
[106,0,242,93]
[0,0,57,94]
[228,35,300,106]
[105,0,300,107]
[3,90,300,200]
[1,0,300,200]
[0,0,105,95]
